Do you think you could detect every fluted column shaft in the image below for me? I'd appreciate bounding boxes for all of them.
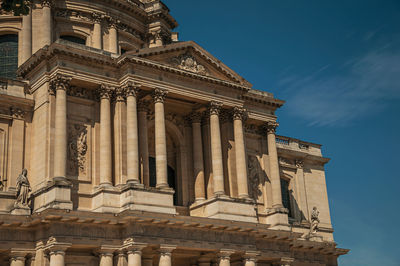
[209,102,225,196]
[191,112,205,202]
[52,75,71,179]
[266,122,283,208]
[125,83,140,183]
[49,251,65,266]
[152,89,168,188]
[233,107,249,198]
[21,11,32,65]
[127,250,142,266]
[99,85,113,186]
[138,101,150,186]
[41,1,52,46]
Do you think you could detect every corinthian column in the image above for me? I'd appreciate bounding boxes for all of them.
[138,100,150,186]
[191,112,205,202]
[152,88,169,189]
[99,85,113,186]
[125,82,140,184]
[91,13,102,49]
[158,245,176,266]
[232,107,249,199]
[41,0,52,46]
[209,101,225,196]
[266,122,283,208]
[52,75,71,179]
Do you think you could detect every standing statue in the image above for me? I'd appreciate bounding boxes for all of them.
[310,206,320,234]
[15,169,31,207]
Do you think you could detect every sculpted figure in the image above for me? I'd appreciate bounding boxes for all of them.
[15,169,31,207]
[310,206,320,234]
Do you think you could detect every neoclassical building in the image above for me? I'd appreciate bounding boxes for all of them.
[0,0,348,265]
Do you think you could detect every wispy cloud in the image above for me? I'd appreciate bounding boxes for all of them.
[278,45,400,126]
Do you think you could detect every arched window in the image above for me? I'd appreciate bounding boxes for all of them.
[281,178,293,218]
[60,35,86,45]
[0,34,18,79]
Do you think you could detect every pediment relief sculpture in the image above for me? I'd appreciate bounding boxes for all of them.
[170,52,209,76]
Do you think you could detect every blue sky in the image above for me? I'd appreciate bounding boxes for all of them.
[164,0,400,265]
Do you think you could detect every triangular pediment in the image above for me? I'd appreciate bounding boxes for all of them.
[130,41,252,87]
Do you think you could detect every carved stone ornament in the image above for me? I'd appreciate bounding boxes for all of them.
[98,84,114,100]
[91,12,103,24]
[295,160,304,169]
[50,74,72,92]
[41,0,52,8]
[232,106,247,121]
[208,101,223,116]
[9,107,25,119]
[68,86,95,100]
[115,87,126,102]
[152,88,168,103]
[55,9,91,22]
[190,112,202,124]
[123,81,140,97]
[248,155,263,200]
[106,16,120,28]
[15,169,31,208]
[170,52,208,76]
[265,121,279,134]
[310,206,320,234]
[68,124,88,176]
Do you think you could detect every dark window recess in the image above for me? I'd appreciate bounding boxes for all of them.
[121,48,127,54]
[281,178,292,217]
[0,34,18,79]
[60,35,86,45]
[149,157,177,205]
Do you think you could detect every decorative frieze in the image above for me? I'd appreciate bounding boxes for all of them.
[68,86,96,100]
[67,124,88,176]
[170,52,208,76]
[9,107,26,119]
[91,12,104,24]
[55,9,92,22]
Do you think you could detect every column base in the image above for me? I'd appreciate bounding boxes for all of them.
[92,184,176,214]
[190,196,257,223]
[32,177,73,212]
[259,207,289,230]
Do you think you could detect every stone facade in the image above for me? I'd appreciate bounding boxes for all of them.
[0,0,348,265]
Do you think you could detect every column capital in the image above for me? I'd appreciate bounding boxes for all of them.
[45,237,71,253]
[217,249,235,261]
[123,81,141,97]
[232,106,247,121]
[115,86,126,102]
[98,84,114,100]
[295,160,304,169]
[50,74,72,92]
[152,88,168,103]
[208,101,223,115]
[107,16,120,29]
[41,0,53,8]
[159,244,177,256]
[138,99,150,112]
[190,111,203,124]
[91,12,103,24]
[265,121,279,134]
[9,106,26,120]
[243,251,260,261]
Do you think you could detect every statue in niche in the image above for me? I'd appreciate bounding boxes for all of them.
[15,169,31,207]
[248,155,262,200]
[68,124,88,176]
[310,206,320,234]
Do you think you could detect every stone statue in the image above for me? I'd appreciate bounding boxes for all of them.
[15,169,31,207]
[310,206,320,234]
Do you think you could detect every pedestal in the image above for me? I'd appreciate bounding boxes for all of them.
[260,207,290,230]
[11,205,31,215]
[32,177,73,212]
[190,196,257,223]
